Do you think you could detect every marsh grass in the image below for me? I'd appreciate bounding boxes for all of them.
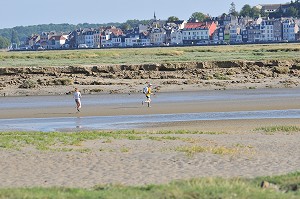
[19,79,37,88]
[255,126,300,134]
[120,147,130,153]
[1,43,300,67]
[147,135,187,141]
[274,66,290,74]
[176,144,254,156]
[213,72,230,80]
[0,172,299,199]
[176,145,237,156]
[154,130,226,135]
[0,130,224,151]
[52,78,73,85]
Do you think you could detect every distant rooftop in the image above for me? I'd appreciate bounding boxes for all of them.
[257,3,290,12]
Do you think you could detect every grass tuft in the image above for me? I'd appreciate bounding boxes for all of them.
[255,126,300,134]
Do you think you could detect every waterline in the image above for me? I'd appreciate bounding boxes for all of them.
[1,109,300,132]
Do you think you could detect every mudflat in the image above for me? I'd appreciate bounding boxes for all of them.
[1,53,300,188]
[1,89,300,188]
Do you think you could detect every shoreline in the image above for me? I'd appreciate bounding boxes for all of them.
[1,88,300,119]
[1,86,300,188]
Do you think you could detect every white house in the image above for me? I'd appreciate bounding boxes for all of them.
[170,29,183,45]
[282,19,299,41]
[229,25,241,43]
[149,28,166,45]
[84,30,95,48]
[182,22,217,44]
[48,35,67,49]
[111,36,123,47]
[260,20,275,41]
[125,37,138,46]
[101,34,111,47]
[93,30,102,48]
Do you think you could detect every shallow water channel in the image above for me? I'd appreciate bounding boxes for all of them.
[1,88,300,132]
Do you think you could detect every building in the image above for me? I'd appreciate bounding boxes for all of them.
[93,29,102,48]
[182,22,217,44]
[247,25,261,43]
[260,20,275,41]
[84,29,96,48]
[149,28,166,45]
[282,18,299,41]
[48,35,67,49]
[170,29,183,45]
[229,25,242,43]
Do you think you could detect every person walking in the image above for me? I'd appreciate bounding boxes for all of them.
[74,88,82,112]
[142,83,152,107]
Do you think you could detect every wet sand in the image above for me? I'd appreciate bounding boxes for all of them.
[1,89,300,188]
[1,90,300,119]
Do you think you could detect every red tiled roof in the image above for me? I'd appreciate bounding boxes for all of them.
[110,28,123,36]
[49,35,66,41]
[184,22,213,29]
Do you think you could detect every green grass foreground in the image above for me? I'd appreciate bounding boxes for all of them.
[0,129,299,198]
[1,43,300,67]
[0,130,224,151]
[0,172,299,199]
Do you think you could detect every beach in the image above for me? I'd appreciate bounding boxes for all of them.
[0,130,299,188]
[0,88,300,188]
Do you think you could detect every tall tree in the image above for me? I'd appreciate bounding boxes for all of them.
[286,6,299,17]
[251,6,261,18]
[120,23,132,30]
[229,2,239,16]
[0,36,10,49]
[240,4,252,17]
[260,8,269,17]
[11,29,20,44]
[188,12,207,22]
[167,16,179,22]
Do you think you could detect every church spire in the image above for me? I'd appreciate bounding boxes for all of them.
[154,11,157,21]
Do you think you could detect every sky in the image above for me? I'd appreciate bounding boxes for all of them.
[0,0,290,29]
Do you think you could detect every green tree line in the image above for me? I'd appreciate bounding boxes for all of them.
[0,36,10,48]
[0,20,149,47]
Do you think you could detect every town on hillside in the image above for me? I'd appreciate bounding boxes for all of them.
[14,3,300,50]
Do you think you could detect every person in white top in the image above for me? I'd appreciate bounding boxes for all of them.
[73,88,82,112]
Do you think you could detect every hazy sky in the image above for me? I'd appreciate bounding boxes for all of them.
[0,0,289,29]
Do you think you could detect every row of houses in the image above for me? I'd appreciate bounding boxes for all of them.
[23,5,300,50]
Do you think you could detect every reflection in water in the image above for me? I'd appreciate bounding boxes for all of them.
[0,109,300,132]
[75,117,82,129]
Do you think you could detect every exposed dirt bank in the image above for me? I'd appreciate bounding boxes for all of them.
[1,60,300,96]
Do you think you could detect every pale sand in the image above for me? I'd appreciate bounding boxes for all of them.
[1,90,300,188]
[0,131,299,188]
